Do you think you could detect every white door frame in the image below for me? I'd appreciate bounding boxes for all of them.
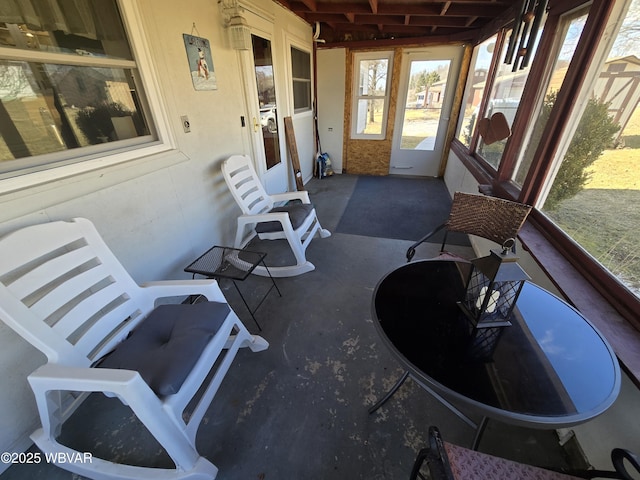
[238,13,288,193]
[390,45,463,177]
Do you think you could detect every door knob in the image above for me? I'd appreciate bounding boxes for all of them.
[253,117,260,132]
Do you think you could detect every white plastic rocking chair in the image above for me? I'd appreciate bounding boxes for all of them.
[221,154,331,277]
[0,217,269,480]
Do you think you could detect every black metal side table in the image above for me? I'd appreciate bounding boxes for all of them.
[184,246,281,330]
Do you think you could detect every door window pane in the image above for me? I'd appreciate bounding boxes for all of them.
[540,0,640,298]
[399,60,451,151]
[252,35,281,170]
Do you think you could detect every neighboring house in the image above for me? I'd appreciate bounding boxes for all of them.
[593,55,640,141]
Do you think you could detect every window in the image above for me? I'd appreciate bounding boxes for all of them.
[453,0,640,325]
[0,0,155,179]
[456,21,545,171]
[512,9,588,186]
[457,36,498,147]
[477,24,544,170]
[538,0,640,299]
[291,46,311,112]
[351,51,393,140]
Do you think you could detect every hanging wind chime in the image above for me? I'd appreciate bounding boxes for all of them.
[504,0,548,71]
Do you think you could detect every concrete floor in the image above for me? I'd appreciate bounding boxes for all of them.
[1,174,578,479]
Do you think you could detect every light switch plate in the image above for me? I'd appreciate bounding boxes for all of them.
[180,115,191,133]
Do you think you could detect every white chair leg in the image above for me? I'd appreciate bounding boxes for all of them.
[233,212,331,278]
[251,262,316,278]
[242,333,270,352]
[31,431,217,480]
[284,224,310,267]
[28,364,212,480]
[256,221,316,277]
[234,220,256,249]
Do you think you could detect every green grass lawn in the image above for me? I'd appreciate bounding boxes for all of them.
[547,188,640,295]
[546,111,640,296]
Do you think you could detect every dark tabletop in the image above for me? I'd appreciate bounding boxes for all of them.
[372,259,621,428]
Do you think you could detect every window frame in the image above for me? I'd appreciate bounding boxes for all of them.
[452,0,640,331]
[350,50,394,140]
[455,34,500,149]
[290,45,312,113]
[0,0,176,194]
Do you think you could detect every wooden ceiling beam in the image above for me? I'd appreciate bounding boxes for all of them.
[287,1,373,15]
[377,4,442,15]
[287,1,506,18]
[303,12,474,28]
[327,23,467,35]
[282,0,511,46]
[298,0,317,11]
[408,16,476,27]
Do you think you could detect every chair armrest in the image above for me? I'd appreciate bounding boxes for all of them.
[140,279,226,304]
[29,363,143,393]
[612,448,640,479]
[270,191,311,204]
[406,223,446,262]
[28,364,167,439]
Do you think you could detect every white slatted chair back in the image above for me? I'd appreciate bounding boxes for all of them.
[0,218,151,367]
[221,154,331,277]
[0,217,269,480]
[222,155,274,216]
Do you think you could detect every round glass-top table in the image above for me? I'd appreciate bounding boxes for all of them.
[371,259,620,438]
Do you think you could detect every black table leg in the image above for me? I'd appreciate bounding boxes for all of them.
[472,416,489,450]
[368,370,410,414]
[232,280,262,331]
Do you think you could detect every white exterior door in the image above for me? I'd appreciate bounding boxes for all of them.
[390,45,464,176]
[239,24,287,193]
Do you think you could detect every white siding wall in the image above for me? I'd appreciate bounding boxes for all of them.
[0,0,312,459]
[316,48,346,173]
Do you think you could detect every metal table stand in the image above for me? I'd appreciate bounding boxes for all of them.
[184,246,281,330]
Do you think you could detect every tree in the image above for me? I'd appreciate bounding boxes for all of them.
[610,0,640,57]
[544,91,620,210]
[414,70,441,107]
[76,102,133,145]
[365,59,388,123]
[0,64,36,158]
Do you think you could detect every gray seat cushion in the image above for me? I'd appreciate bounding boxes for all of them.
[255,202,313,233]
[98,301,229,396]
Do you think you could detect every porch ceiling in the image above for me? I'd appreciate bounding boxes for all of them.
[275,0,516,46]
